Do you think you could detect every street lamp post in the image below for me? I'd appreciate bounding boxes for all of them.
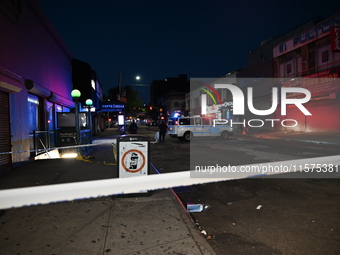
[85,99,93,144]
[71,89,81,145]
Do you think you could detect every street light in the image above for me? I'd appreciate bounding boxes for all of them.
[71,89,81,145]
[85,99,93,144]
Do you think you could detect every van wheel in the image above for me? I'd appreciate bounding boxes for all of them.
[221,131,230,139]
[183,132,192,141]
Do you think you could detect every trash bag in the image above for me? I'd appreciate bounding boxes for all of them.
[155,131,159,142]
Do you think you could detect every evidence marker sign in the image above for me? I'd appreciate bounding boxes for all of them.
[117,135,149,179]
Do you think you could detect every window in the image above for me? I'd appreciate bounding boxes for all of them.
[221,89,228,101]
[46,101,54,130]
[308,49,316,70]
[287,63,292,74]
[28,95,39,133]
[179,118,190,125]
[168,119,175,125]
[194,97,199,108]
[321,51,329,63]
[202,118,210,125]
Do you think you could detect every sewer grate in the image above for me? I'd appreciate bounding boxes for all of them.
[172,186,196,193]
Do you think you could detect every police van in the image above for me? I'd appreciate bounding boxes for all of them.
[167,116,233,141]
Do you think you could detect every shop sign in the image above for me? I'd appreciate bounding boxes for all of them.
[331,26,340,52]
[282,68,340,98]
[274,15,340,57]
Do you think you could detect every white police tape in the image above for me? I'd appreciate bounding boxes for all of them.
[0,155,339,210]
[0,143,99,155]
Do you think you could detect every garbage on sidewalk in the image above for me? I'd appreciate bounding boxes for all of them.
[150,131,159,144]
[187,203,211,212]
[194,219,214,240]
[187,203,203,212]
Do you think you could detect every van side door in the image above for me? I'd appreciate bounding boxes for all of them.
[201,118,213,136]
[192,117,204,137]
[177,117,190,137]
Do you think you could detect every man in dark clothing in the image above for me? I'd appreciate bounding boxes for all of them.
[129,120,138,134]
[158,120,168,143]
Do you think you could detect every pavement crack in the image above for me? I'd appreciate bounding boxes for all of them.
[101,198,114,255]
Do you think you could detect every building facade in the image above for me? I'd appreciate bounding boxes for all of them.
[185,13,340,133]
[235,18,328,131]
[273,13,340,132]
[71,59,106,135]
[0,0,74,173]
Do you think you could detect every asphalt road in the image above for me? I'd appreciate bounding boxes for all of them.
[149,134,340,255]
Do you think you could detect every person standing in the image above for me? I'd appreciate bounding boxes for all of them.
[158,120,168,143]
[129,120,138,134]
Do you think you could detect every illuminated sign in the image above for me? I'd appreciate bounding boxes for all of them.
[101,104,125,109]
[283,68,340,98]
[274,15,340,57]
[331,26,340,52]
[118,115,124,125]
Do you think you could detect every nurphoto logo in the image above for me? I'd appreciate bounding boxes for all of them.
[201,84,312,128]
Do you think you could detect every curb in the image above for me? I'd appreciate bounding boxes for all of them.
[168,189,217,255]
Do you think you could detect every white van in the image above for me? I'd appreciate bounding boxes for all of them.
[167,116,233,141]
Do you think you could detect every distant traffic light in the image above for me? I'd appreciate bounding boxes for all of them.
[149,106,152,110]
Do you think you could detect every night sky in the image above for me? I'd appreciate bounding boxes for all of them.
[37,0,340,104]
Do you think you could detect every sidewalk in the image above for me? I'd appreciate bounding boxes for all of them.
[0,125,216,255]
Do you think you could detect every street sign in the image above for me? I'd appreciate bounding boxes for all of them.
[117,135,149,179]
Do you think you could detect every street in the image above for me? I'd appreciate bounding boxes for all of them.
[149,131,340,255]
[1,126,339,255]
[150,132,340,175]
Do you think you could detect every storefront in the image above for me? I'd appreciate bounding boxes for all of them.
[275,68,340,132]
[0,90,11,174]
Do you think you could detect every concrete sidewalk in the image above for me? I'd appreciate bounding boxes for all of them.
[0,126,216,255]
[0,189,215,254]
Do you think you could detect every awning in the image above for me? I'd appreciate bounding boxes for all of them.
[25,79,51,97]
[48,92,75,108]
[0,67,24,93]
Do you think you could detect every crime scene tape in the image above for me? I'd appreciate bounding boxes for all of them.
[0,155,339,210]
[0,143,99,155]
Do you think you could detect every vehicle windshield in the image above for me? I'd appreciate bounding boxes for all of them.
[168,118,176,125]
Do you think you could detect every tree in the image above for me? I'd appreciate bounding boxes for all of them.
[107,85,143,117]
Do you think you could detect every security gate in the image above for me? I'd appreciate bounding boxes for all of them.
[0,90,11,174]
